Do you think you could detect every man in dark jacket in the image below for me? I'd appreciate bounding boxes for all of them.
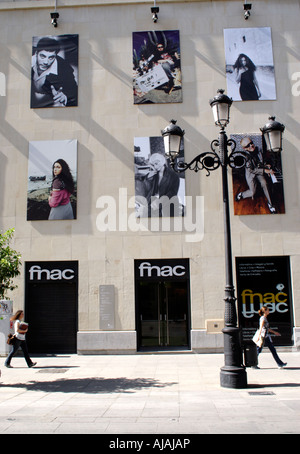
[31,37,78,108]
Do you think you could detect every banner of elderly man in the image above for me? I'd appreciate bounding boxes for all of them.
[134,136,185,218]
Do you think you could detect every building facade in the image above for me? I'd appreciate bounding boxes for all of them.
[0,0,299,355]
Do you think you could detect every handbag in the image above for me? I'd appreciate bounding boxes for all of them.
[7,334,17,345]
[252,330,264,348]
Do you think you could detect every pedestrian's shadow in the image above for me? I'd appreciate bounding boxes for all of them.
[0,377,177,394]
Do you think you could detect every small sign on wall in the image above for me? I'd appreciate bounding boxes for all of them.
[99,285,115,330]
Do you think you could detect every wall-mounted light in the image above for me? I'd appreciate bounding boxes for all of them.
[244,3,252,20]
[151,1,159,23]
[51,0,59,27]
[50,11,59,27]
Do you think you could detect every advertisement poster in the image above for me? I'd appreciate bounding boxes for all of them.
[27,140,77,221]
[230,133,285,215]
[31,34,78,108]
[224,27,276,101]
[133,30,182,104]
[236,256,293,346]
[134,136,185,218]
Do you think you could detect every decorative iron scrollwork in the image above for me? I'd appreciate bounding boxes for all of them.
[169,137,249,175]
[171,152,221,175]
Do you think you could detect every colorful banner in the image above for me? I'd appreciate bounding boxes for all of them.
[27,140,77,221]
[133,30,182,104]
[236,256,294,346]
[231,133,285,215]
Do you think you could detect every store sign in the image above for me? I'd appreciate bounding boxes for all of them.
[26,261,78,283]
[236,256,293,346]
[135,259,189,281]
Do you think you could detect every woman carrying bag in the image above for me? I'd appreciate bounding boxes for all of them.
[253,306,287,369]
[5,310,36,369]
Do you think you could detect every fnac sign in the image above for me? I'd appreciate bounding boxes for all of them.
[26,261,78,283]
[135,259,189,281]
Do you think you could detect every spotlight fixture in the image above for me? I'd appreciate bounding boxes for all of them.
[151,6,159,23]
[50,11,59,27]
[243,3,252,20]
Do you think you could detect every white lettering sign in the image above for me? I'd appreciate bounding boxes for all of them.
[29,265,75,281]
[138,261,186,278]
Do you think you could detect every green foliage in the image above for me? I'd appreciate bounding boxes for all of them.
[0,228,22,300]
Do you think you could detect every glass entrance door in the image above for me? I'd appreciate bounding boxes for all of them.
[137,281,189,350]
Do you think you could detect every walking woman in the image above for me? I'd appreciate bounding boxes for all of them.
[5,310,36,368]
[256,306,287,369]
[48,159,74,220]
[234,53,261,101]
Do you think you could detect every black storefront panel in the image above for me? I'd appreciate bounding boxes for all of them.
[25,261,78,354]
[135,259,191,350]
[236,256,294,346]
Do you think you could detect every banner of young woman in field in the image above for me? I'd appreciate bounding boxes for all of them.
[27,140,77,221]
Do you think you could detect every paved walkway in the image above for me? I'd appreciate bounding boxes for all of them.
[0,351,299,434]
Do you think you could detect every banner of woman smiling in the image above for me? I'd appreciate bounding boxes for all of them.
[27,140,77,221]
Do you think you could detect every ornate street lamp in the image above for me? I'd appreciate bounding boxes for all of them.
[260,116,285,153]
[161,89,285,389]
[161,119,185,159]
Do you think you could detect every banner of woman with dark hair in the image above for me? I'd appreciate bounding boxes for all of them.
[224,27,276,101]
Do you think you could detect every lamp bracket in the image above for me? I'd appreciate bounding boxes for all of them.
[169,137,250,175]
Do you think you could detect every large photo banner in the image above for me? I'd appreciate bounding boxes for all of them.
[31,34,78,108]
[27,140,77,221]
[236,256,294,346]
[224,27,276,101]
[133,30,182,104]
[134,136,185,218]
[230,133,285,215]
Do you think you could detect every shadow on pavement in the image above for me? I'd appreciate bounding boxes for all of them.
[0,377,178,394]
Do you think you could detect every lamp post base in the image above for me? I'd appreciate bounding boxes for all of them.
[220,326,248,389]
[220,365,247,389]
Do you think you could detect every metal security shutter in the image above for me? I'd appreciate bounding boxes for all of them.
[26,281,77,354]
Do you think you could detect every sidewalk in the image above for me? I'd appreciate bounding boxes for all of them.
[0,351,299,434]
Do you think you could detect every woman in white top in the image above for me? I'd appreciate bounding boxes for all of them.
[256,306,287,369]
[5,310,36,368]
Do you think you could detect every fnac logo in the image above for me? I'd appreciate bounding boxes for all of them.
[138,261,186,278]
[28,265,75,281]
[241,288,288,318]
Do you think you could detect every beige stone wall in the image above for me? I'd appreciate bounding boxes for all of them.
[0,0,299,341]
